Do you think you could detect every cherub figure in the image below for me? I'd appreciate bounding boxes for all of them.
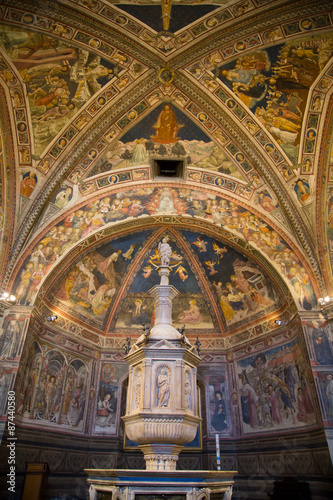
[142,265,152,278]
[175,265,188,281]
[205,260,218,276]
[192,236,207,253]
[213,242,228,262]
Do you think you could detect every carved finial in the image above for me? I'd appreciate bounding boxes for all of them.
[195,336,201,357]
[142,324,151,345]
[177,324,186,346]
[123,336,131,354]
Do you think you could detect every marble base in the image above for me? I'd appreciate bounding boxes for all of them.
[86,468,236,500]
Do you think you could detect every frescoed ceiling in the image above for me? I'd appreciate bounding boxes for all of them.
[37,226,286,337]
[0,0,332,349]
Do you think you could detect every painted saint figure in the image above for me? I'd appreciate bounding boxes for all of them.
[294,179,310,204]
[178,299,202,325]
[211,390,227,431]
[130,140,147,165]
[97,393,115,427]
[20,172,37,198]
[0,320,20,360]
[0,368,8,415]
[312,328,333,365]
[157,188,176,213]
[151,105,183,144]
[326,374,333,423]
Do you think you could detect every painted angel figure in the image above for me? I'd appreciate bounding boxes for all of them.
[158,237,172,266]
[175,265,188,281]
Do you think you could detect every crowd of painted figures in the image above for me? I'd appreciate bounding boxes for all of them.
[18,346,88,429]
[14,187,317,310]
[9,338,325,436]
[0,24,118,154]
[218,38,333,162]
[238,343,315,432]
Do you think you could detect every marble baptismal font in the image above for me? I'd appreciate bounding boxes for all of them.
[122,236,201,471]
[86,238,236,499]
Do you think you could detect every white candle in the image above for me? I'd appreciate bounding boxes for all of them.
[215,433,221,471]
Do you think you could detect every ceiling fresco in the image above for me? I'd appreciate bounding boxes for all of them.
[11,184,317,313]
[87,103,246,179]
[213,35,333,162]
[0,23,136,156]
[0,0,332,350]
[38,227,285,336]
[115,4,220,33]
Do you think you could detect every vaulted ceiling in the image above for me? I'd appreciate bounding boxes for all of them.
[0,0,332,348]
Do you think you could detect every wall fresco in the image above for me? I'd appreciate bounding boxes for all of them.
[0,2,331,492]
[301,319,333,430]
[317,371,333,424]
[51,232,149,329]
[312,327,333,366]
[236,337,316,435]
[198,363,231,436]
[0,130,3,210]
[326,136,333,280]
[0,365,10,417]
[183,230,280,328]
[39,227,284,333]
[0,313,26,361]
[114,233,215,331]
[93,361,127,435]
[0,128,4,247]
[17,341,90,432]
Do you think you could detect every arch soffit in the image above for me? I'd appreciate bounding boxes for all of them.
[20,214,315,322]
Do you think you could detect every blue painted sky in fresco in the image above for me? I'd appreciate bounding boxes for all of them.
[116,4,219,33]
[128,237,202,294]
[95,230,152,259]
[182,230,248,286]
[120,103,212,143]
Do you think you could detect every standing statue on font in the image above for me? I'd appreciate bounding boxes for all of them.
[158,237,172,266]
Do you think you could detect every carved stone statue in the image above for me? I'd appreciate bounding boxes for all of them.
[184,371,191,410]
[134,369,142,409]
[158,238,172,266]
[157,368,170,407]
